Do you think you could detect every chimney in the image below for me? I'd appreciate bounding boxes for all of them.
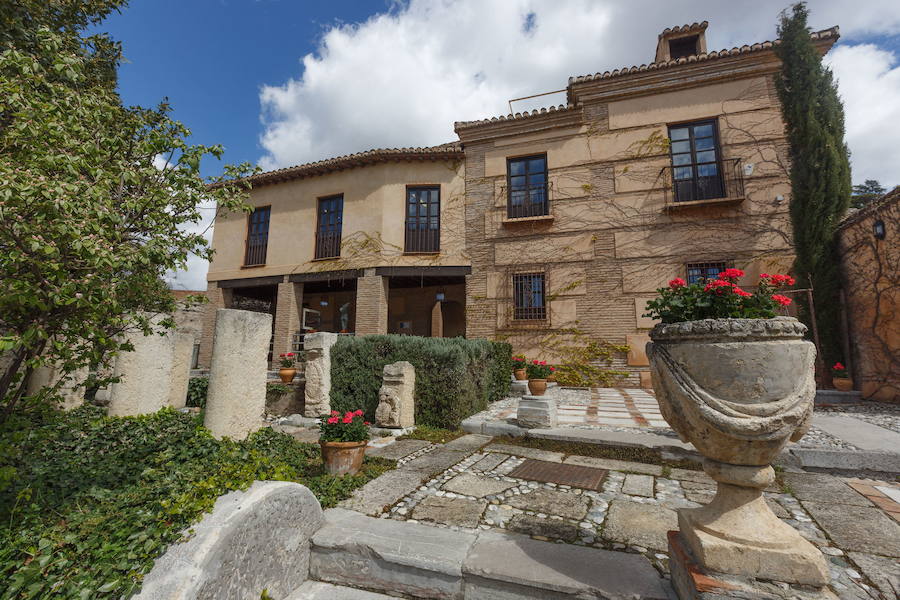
[655,21,709,63]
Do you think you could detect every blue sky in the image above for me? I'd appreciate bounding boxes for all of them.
[94,0,900,288]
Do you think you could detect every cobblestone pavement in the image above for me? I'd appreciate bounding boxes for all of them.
[356,436,900,600]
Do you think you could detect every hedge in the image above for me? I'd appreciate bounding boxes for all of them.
[329,335,512,429]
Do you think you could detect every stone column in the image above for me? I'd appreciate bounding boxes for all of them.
[375,361,415,428]
[168,332,195,409]
[516,395,557,429]
[108,327,184,417]
[204,309,271,439]
[198,282,231,369]
[273,281,303,358]
[303,332,338,417]
[26,363,88,410]
[355,269,389,335]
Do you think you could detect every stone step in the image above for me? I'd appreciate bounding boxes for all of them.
[309,507,672,599]
[287,581,402,599]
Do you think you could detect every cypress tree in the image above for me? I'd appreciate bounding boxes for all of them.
[774,2,851,368]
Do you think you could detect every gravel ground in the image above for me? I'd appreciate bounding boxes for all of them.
[818,402,900,435]
[794,426,860,451]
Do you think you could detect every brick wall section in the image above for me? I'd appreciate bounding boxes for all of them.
[198,282,229,368]
[464,142,497,339]
[273,282,303,358]
[355,271,389,335]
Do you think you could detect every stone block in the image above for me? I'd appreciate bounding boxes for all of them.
[402,448,469,477]
[365,439,431,461]
[375,361,415,428]
[790,448,900,473]
[622,473,655,497]
[504,488,589,520]
[26,363,88,410]
[443,434,492,452]
[601,500,678,552]
[506,514,579,542]
[303,332,338,418]
[801,501,900,557]
[626,333,651,366]
[639,370,653,389]
[509,380,528,397]
[339,469,427,516]
[310,508,475,599]
[781,472,873,507]
[564,455,663,476]
[134,481,323,600]
[287,582,400,600]
[516,395,557,429]
[204,309,271,440]
[442,473,517,498]
[463,530,670,599]
[411,496,486,528]
[484,443,564,463]
[846,552,900,598]
[109,323,191,417]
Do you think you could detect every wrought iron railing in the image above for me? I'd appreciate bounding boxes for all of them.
[404,224,440,253]
[507,183,550,219]
[660,157,745,206]
[314,231,341,259]
[244,233,268,266]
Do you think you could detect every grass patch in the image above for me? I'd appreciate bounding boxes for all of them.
[0,405,391,599]
[398,425,467,444]
[492,435,703,470]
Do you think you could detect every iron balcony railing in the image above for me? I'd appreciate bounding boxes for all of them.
[314,230,341,259]
[507,183,549,219]
[660,157,745,206]
[244,233,268,266]
[404,223,440,253]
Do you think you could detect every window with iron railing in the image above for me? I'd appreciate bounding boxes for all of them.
[507,155,549,218]
[244,206,271,266]
[513,273,547,320]
[405,186,440,253]
[315,194,343,259]
[686,261,730,285]
[667,120,727,203]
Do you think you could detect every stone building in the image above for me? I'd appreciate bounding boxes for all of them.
[200,22,840,382]
[838,189,900,402]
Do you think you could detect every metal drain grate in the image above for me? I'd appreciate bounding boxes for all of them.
[508,459,608,490]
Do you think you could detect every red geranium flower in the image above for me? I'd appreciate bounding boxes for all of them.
[549,366,555,372]
[762,274,796,287]
[833,362,846,371]
[532,360,539,364]
[704,279,732,293]
[354,409,364,416]
[733,287,752,298]
[540,360,547,365]
[668,277,686,289]
[342,415,353,424]
[327,416,339,424]
[771,294,792,307]
[331,410,339,416]
[718,268,745,281]
[364,421,371,425]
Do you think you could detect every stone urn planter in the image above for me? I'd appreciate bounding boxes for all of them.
[320,440,367,475]
[278,368,296,383]
[647,317,828,586]
[833,377,853,392]
[514,368,527,381]
[527,379,547,396]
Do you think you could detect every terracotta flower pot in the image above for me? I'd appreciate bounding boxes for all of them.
[527,378,547,396]
[833,378,853,392]
[514,368,527,381]
[320,440,367,475]
[278,368,296,383]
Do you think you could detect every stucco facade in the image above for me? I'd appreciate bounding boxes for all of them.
[201,22,839,382]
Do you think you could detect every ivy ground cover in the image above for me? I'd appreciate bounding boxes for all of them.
[0,406,392,599]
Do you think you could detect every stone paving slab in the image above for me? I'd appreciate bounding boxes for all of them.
[442,433,492,452]
[601,500,678,552]
[442,473,517,498]
[782,473,873,507]
[812,414,900,453]
[287,581,402,599]
[506,514,580,543]
[622,473,654,497]
[463,530,670,600]
[801,501,900,557]
[484,443,564,462]
[846,552,900,598]
[504,488,590,520]
[401,448,469,476]
[563,454,663,476]
[470,453,509,472]
[365,439,432,460]
[339,470,427,516]
[411,496,486,528]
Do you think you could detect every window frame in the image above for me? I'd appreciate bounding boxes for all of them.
[685,260,731,285]
[314,194,344,260]
[404,185,441,254]
[512,272,547,321]
[243,205,271,267]
[506,154,549,219]
[667,119,725,203]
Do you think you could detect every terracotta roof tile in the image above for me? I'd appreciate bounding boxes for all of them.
[658,21,709,38]
[453,103,577,130]
[840,187,900,229]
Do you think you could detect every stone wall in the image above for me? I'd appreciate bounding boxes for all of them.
[133,481,323,600]
[356,271,389,335]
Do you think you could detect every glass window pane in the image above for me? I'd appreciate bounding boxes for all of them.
[698,163,719,177]
[674,166,694,180]
[672,153,692,166]
[527,157,546,173]
[694,124,714,137]
[696,151,716,163]
[669,127,689,141]
[510,189,525,206]
[508,160,525,176]
[671,140,691,154]
[695,137,715,151]
[527,173,546,186]
[510,175,526,189]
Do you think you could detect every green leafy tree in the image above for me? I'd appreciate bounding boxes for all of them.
[850,179,886,209]
[0,1,257,417]
[774,2,852,367]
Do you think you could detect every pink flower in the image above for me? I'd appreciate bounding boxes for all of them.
[733,287,752,298]
[331,410,339,416]
[717,268,745,282]
[833,362,846,371]
[771,294,792,307]
[327,416,339,424]
[354,409,364,416]
[668,278,686,289]
[342,415,353,424]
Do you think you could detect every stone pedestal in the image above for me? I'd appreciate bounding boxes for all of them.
[516,395,557,429]
[109,326,189,417]
[204,309,271,440]
[375,361,415,428]
[303,332,338,418]
[509,380,529,397]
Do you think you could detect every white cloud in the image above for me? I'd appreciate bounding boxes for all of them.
[826,43,900,185]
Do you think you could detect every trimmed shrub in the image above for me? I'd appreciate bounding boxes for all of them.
[330,336,512,429]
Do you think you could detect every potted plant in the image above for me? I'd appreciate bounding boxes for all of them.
[644,270,829,586]
[319,409,370,475]
[278,352,297,383]
[525,360,554,395]
[512,355,527,380]
[832,361,853,391]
